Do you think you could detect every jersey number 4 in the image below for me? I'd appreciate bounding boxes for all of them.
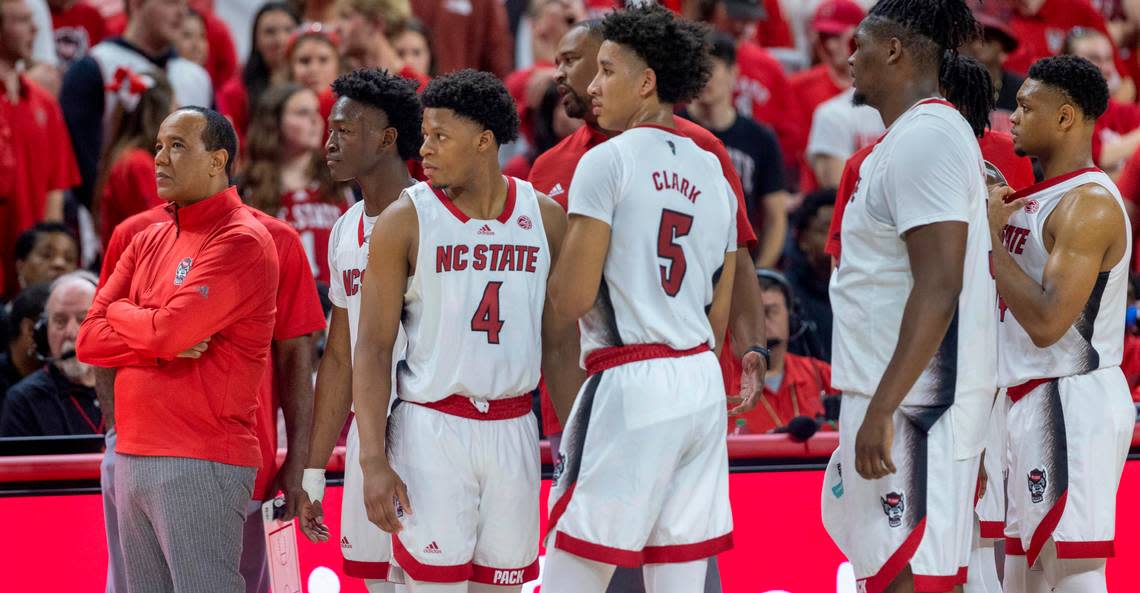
[471,281,505,344]
[658,210,694,297]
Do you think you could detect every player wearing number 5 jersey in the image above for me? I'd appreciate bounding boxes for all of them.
[352,69,581,593]
[544,7,756,593]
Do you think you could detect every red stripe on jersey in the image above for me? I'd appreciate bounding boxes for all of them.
[1055,540,1116,558]
[584,343,711,376]
[1007,167,1102,202]
[1007,378,1053,403]
[407,393,532,420]
[391,536,473,582]
[431,176,519,224]
[342,559,390,579]
[357,210,366,247]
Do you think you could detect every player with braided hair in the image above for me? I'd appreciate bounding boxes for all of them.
[822,1,999,592]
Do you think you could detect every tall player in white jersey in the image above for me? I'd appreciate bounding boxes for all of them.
[295,70,424,592]
[988,55,1135,593]
[543,7,759,593]
[352,70,580,593]
[821,2,998,592]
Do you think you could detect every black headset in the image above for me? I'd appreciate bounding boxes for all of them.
[33,272,99,362]
[755,268,813,344]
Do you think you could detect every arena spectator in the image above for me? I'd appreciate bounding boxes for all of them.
[1,0,80,297]
[1005,0,1129,81]
[751,0,792,49]
[1064,27,1140,173]
[682,33,787,268]
[507,0,579,149]
[241,83,349,293]
[411,0,513,78]
[705,0,804,183]
[783,189,833,361]
[1110,145,1140,272]
[334,0,413,72]
[216,3,299,142]
[59,0,212,211]
[389,16,433,75]
[48,0,105,68]
[960,5,1023,134]
[94,68,172,248]
[503,79,581,179]
[789,0,863,156]
[727,269,833,434]
[13,223,78,293]
[1,272,100,437]
[173,8,206,67]
[1,283,50,396]
[286,24,341,122]
[805,87,884,188]
[186,0,237,91]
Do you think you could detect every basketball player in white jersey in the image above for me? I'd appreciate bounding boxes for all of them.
[821,2,998,592]
[988,55,1135,593]
[296,69,423,592]
[351,69,581,593]
[541,7,751,593]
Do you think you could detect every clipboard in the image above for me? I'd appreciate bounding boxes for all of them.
[262,496,303,593]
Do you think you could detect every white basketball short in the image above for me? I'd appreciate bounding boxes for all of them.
[822,394,981,593]
[975,395,1007,540]
[1003,366,1135,567]
[343,416,397,581]
[387,398,540,586]
[547,348,733,567]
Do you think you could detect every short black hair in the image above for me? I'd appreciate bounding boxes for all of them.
[4,283,51,345]
[422,69,519,145]
[600,4,713,104]
[1028,55,1109,120]
[709,32,736,66]
[794,188,836,235]
[14,223,77,261]
[332,69,425,160]
[174,106,240,179]
[571,18,604,36]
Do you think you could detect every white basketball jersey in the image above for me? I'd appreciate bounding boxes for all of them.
[996,169,1132,386]
[567,126,737,360]
[398,178,550,403]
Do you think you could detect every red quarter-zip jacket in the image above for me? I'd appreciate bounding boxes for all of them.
[77,187,278,467]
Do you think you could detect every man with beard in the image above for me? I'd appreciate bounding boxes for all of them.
[1,271,101,436]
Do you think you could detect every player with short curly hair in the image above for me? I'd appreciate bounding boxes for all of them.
[541,5,757,593]
[297,67,424,592]
[349,65,581,593]
[988,55,1131,593]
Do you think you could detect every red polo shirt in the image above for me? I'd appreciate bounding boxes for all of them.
[1005,0,1126,77]
[826,129,1034,262]
[1092,99,1140,166]
[726,353,833,434]
[100,148,162,249]
[734,41,804,173]
[0,76,81,296]
[78,187,279,468]
[1113,145,1140,273]
[529,117,759,435]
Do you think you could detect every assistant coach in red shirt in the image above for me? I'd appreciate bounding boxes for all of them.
[77,107,279,593]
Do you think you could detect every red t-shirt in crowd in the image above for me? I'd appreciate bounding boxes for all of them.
[752,0,794,48]
[100,148,162,248]
[1122,333,1140,401]
[200,9,238,90]
[726,352,833,434]
[78,187,279,468]
[503,153,532,180]
[506,61,554,147]
[51,2,106,65]
[734,41,804,174]
[826,129,1034,262]
[216,77,250,144]
[1093,99,1140,166]
[1005,0,1127,77]
[790,64,845,190]
[529,117,759,435]
[1112,144,1140,272]
[278,185,350,285]
[0,76,81,297]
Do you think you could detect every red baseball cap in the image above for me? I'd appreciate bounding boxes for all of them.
[975,11,1019,52]
[812,0,865,36]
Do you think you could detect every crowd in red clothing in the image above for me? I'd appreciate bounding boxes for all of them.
[8,0,1140,446]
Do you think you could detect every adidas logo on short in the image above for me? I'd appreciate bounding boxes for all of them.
[424,541,443,554]
[477,224,494,236]
[340,536,352,549]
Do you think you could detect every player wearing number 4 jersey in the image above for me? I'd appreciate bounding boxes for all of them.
[544,7,759,593]
[989,56,1135,593]
[352,69,581,593]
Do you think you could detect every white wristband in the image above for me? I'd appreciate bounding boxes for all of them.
[302,468,326,503]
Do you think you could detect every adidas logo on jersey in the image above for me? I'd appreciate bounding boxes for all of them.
[340,536,352,549]
[548,183,564,197]
[477,224,495,236]
[424,541,443,554]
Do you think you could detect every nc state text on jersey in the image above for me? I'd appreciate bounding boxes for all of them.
[436,244,541,273]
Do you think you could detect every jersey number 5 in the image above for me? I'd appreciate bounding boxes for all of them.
[471,281,505,344]
[658,210,694,297]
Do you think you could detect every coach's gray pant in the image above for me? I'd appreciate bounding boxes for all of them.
[102,428,126,593]
[115,453,256,593]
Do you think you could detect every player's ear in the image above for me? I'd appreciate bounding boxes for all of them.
[885,37,902,66]
[1056,103,1077,132]
[477,129,496,153]
[640,68,657,99]
[379,126,398,153]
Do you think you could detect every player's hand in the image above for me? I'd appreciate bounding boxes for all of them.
[855,407,896,480]
[176,337,211,359]
[728,350,766,415]
[362,461,413,534]
[976,450,988,501]
[298,494,330,543]
[274,454,306,522]
[987,184,1025,239]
